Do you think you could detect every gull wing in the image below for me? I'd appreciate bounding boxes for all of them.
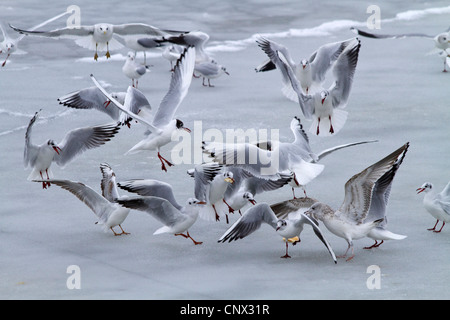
[151,46,195,128]
[328,39,361,108]
[218,203,278,242]
[117,179,183,210]
[54,123,120,167]
[23,110,41,168]
[117,196,185,228]
[339,142,409,224]
[33,179,116,224]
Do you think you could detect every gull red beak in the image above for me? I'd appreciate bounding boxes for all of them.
[276,227,280,231]
[103,100,111,108]
[197,201,206,205]
[250,199,256,205]
[183,127,191,133]
[416,188,425,194]
[53,146,62,155]
[321,98,325,104]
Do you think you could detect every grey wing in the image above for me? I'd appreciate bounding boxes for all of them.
[15,11,70,42]
[120,86,152,126]
[113,23,179,37]
[192,163,223,201]
[117,179,182,210]
[255,58,276,72]
[295,212,337,263]
[350,27,434,39]
[271,197,319,219]
[244,172,292,196]
[329,39,361,108]
[117,196,183,227]
[34,179,115,224]
[340,142,409,223]
[218,203,278,242]
[24,110,41,168]
[99,163,120,202]
[257,37,314,119]
[152,46,195,127]
[58,86,121,120]
[315,140,378,162]
[310,38,358,83]
[54,123,120,166]
[9,24,94,38]
[436,181,450,215]
[194,62,218,76]
[202,141,280,180]
[90,75,161,133]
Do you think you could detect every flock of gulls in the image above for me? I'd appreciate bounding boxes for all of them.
[2,12,449,263]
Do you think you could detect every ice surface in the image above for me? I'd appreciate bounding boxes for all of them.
[1,0,449,300]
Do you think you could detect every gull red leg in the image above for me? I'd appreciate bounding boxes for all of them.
[212,204,220,222]
[329,115,334,134]
[434,221,445,233]
[316,117,320,135]
[158,152,174,172]
[427,220,439,231]
[280,242,291,259]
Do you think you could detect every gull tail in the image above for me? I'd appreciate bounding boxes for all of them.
[310,108,348,137]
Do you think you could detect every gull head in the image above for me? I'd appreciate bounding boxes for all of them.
[221,66,230,76]
[304,202,329,221]
[243,192,256,205]
[126,51,135,61]
[223,171,235,184]
[434,33,450,50]
[276,219,287,232]
[96,24,112,36]
[176,119,191,133]
[320,90,329,104]
[300,59,309,70]
[416,182,433,194]
[47,139,62,155]
[187,198,207,206]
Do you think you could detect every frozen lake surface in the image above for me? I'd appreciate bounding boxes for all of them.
[1,0,449,300]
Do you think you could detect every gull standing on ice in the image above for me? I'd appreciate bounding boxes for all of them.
[0,12,69,66]
[218,202,337,263]
[10,22,186,61]
[91,46,195,172]
[24,110,120,188]
[257,37,361,136]
[304,142,409,261]
[351,26,450,72]
[417,181,450,233]
[122,51,150,88]
[33,163,130,236]
[256,37,357,98]
[58,85,151,127]
[194,60,230,87]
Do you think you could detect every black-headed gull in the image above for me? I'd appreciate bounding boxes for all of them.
[258,37,361,137]
[194,60,229,87]
[33,163,130,236]
[122,51,150,88]
[58,85,151,127]
[155,31,211,64]
[417,181,450,233]
[10,22,183,61]
[91,46,195,172]
[189,163,235,223]
[0,12,69,66]
[203,116,325,190]
[304,142,409,261]
[256,37,357,98]
[24,110,120,189]
[117,196,206,245]
[218,202,336,263]
[162,44,184,71]
[351,27,450,72]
